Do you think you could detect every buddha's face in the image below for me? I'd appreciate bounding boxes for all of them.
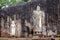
[12,21,15,24]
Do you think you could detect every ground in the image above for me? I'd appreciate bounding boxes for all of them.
[0,38,60,40]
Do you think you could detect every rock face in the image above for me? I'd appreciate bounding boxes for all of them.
[16,19,22,37]
[0,0,59,37]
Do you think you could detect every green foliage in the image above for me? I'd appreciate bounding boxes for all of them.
[0,0,29,9]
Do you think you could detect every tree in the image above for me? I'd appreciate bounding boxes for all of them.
[0,0,29,9]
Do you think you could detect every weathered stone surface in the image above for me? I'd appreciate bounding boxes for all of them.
[0,0,60,37]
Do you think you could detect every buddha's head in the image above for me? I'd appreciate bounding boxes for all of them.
[36,5,40,11]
